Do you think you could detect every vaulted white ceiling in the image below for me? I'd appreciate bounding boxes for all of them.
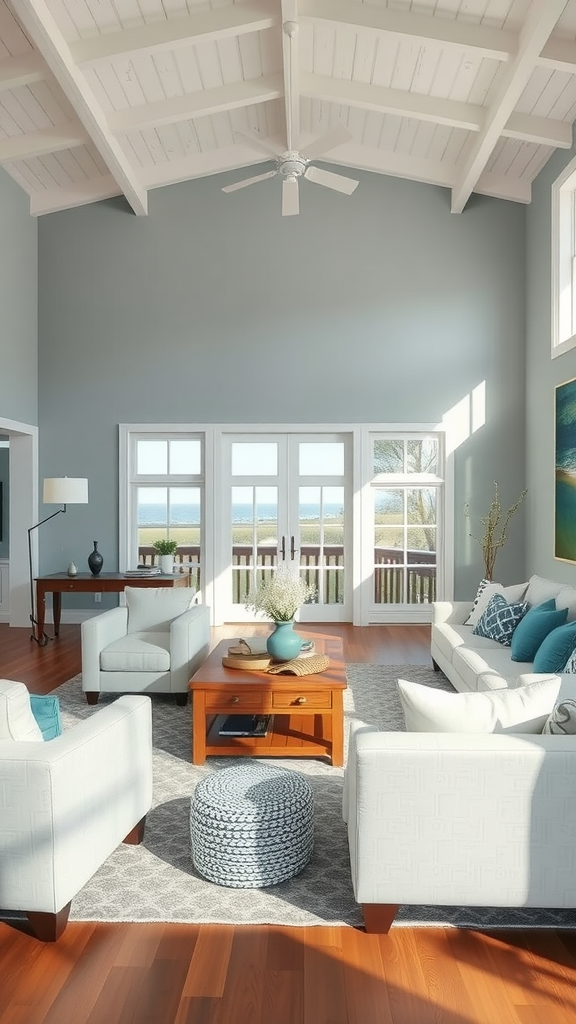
[2,0,576,217]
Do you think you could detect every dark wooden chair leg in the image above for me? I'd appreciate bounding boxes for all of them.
[85,691,100,705]
[361,903,400,933]
[432,659,440,672]
[26,901,71,942]
[123,815,146,845]
[175,692,188,706]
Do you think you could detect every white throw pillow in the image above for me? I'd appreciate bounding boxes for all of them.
[0,679,44,741]
[126,587,194,633]
[465,581,528,627]
[523,575,564,607]
[397,676,561,734]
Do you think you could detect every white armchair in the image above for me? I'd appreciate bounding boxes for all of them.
[0,679,152,941]
[81,586,211,705]
[343,719,576,932]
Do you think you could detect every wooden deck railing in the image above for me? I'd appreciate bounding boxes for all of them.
[138,545,436,605]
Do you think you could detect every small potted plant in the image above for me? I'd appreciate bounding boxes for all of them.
[152,539,179,575]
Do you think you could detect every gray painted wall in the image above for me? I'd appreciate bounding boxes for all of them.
[526,132,576,588]
[0,446,7,557]
[0,169,37,426]
[37,165,526,600]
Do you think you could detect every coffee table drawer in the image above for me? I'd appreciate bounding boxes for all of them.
[205,692,267,712]
[272,690,332,710]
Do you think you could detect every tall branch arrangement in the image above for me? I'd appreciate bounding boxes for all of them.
[465,482,527,581]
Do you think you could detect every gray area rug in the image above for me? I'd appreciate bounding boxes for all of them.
[57,665,576,929]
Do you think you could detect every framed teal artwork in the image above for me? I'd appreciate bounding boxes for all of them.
[555,376,576,563]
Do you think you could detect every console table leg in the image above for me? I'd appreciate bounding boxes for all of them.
[53,594,62,636]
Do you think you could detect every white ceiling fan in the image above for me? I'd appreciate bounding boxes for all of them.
[222,13,359,216]
[222,127,359,216]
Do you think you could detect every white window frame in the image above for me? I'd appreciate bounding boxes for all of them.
[552,156,576,359]
[118,424,214,611]
[120,423,453,626]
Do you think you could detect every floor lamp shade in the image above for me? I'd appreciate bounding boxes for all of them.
[43,477,88,504]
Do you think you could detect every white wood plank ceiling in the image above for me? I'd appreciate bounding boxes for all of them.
[2,0,576,217]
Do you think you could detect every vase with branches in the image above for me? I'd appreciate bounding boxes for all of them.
[465,482,527,581]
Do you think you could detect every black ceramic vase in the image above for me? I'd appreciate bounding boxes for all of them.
[88,540,104,576]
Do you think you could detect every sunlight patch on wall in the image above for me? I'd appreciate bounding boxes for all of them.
[441,382,486,455]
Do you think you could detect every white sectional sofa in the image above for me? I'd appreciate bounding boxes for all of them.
[431,574,576,692]
[343,573,576,932]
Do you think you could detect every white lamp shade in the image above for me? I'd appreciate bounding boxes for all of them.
[43,477,89,504]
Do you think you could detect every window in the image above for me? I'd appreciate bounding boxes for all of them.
[369,435,443,607]
[125,432,204,590]
[552,157,576,358]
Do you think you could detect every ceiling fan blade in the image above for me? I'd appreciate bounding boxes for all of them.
[299,127,352,161]
[222,170,277,193]
[304,165,359,195]
[282,177,299,217]
[232,131,281,158]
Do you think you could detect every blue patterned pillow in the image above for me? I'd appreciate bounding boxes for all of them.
[472,593,528,647]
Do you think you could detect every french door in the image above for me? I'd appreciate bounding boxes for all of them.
[215,432,352,623]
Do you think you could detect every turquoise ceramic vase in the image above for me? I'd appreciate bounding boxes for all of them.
[266,620,303,662]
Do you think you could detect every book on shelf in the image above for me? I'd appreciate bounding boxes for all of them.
[124,567,162,577]
[219,714,271,737]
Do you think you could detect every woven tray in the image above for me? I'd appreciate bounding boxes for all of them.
[222,654,272,670]
[266,654,330,676]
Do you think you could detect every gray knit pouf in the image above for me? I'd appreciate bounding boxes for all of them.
[190,761,314,888]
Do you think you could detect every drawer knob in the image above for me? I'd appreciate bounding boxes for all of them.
[296,696,307,705]
[230,696,240,704]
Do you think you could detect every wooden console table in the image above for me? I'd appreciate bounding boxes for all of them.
[34,572,189,644]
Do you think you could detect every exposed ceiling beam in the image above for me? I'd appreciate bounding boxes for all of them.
[300,0,515,61]
[301,73,572,148]
[70,4,279,66]
[29,175,122,216]
[109,76,283,134]
[281,0,300,151]
[0,124,88,163]
[450,0,569,214]
[12,0,148,215]
[0,53,45,92]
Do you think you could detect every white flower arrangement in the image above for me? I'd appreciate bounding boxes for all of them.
[246,566,316,622]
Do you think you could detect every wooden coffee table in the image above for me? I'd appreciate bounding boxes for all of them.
[189,634,346,766]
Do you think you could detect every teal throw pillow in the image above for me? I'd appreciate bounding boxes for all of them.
[472,593,528,647]
[510,599,568,662]
[29,694,62,741]
[533,620,576,673]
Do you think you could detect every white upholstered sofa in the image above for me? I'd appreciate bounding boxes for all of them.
[431,574,576,692]
[343,573,576,932]
[0,679,153,941]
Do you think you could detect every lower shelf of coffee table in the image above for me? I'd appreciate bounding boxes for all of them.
[204,712,334,760]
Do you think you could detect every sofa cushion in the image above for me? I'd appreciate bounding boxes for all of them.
[472,593,528,646]
[533,621,576,672]
[126,586,193,633]
[542,698,576,734]
[555,586,576,622]
[397,676,561,734]
[510,599,568,663]
[452,646,532,691]
[523,575,565,607]
[100,633,171,672]
[0,679,44,741]
[465,581,528,627]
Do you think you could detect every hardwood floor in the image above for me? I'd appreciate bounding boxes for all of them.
[1,622,576,1024]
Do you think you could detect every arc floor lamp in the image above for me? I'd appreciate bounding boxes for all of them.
[29,477,89,645]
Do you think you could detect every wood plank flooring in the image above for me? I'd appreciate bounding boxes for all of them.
[1,621,576,1024]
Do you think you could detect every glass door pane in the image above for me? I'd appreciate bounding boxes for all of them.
[231,485,278,607]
